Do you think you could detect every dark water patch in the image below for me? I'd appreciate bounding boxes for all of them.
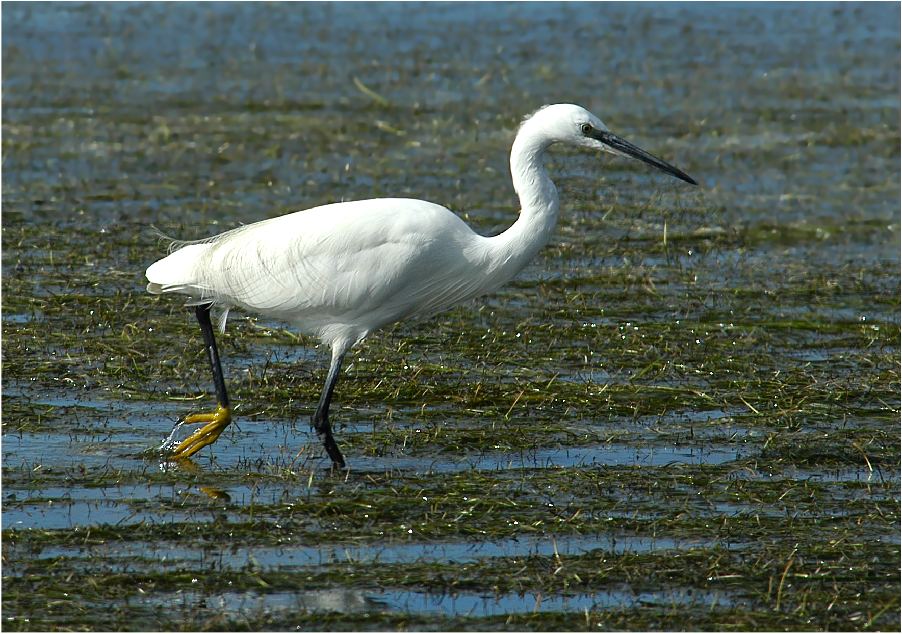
[11,533,713,578]
[1,498,223,531]
[768,465,901,485]
[186,426,751,475]
[1,312,43,324]
[377,586,739,617]
[79,585,740,620]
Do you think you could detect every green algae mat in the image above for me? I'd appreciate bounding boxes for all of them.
[2,3,899,631]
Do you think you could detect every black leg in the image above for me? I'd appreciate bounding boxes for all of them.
[160,305,233,459]
[312,350,346,468]
[195,304,230,409]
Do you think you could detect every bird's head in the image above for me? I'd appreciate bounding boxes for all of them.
[521,103,697,185]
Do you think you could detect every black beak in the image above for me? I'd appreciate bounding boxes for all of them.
[590,129,697,186]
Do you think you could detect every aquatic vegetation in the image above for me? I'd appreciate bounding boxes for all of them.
[2,2,899,631]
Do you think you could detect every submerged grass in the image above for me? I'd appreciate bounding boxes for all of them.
[3,2,900,631]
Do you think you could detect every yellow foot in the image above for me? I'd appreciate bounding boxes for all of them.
[159,405,232,459]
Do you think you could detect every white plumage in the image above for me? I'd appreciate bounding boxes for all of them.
[147,104,696,467]
[147,198,525,352]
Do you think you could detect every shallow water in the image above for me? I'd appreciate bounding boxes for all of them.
[2,2,899,631]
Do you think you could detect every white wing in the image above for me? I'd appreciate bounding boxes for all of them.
[146,198,498,342]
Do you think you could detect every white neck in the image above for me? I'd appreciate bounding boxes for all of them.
[482,122,560,282]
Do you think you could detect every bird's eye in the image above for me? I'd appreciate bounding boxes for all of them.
[580,123,593,135]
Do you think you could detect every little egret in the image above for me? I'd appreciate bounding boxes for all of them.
[146,103,696,467]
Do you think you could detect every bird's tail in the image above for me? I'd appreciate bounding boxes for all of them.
[145,243,210,296]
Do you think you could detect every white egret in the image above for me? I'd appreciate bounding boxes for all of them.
[146,103,697,467]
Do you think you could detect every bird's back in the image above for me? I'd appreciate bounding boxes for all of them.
[146,198,495,345]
